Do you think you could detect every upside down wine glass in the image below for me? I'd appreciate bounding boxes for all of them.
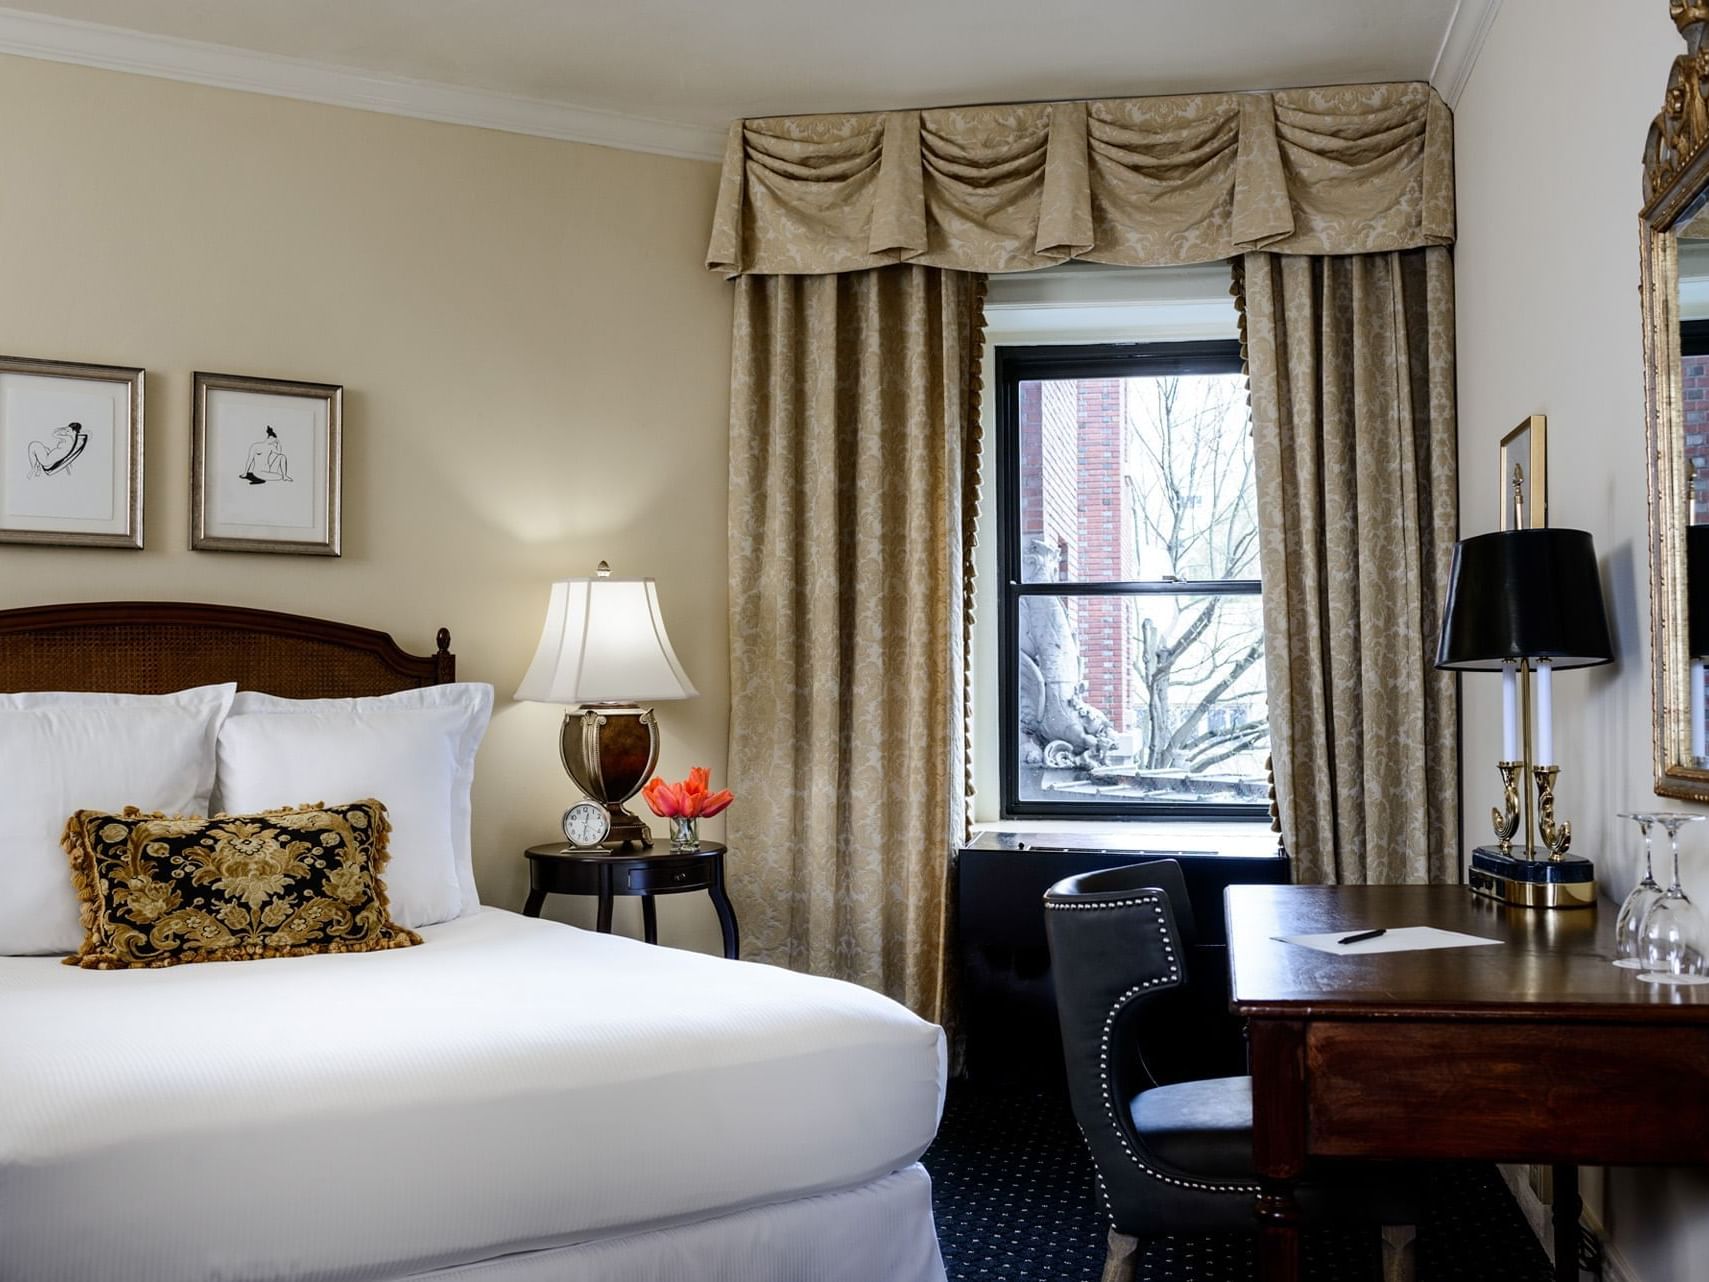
[1639,811,1709,985]
[1614,812,1665,968]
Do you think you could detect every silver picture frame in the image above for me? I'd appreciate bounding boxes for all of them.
[0,354,144,550]
[191,371,342,556]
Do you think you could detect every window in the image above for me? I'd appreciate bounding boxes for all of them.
[996,341,1268,819]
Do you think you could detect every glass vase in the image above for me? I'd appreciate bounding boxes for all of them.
[669,816,699,853]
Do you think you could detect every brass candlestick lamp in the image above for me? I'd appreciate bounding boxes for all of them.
[514,563,698,849]
[1436,526,1614,909]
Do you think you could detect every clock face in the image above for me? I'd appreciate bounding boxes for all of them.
[561,802,611,848]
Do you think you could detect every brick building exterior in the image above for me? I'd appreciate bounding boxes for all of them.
[1018,377,1137,731]
[1018,381,1082,580]
[1687,353,1709,522]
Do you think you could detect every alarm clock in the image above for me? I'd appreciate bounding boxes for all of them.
[561,801,612,849]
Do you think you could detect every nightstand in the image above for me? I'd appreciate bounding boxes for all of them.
[521,841,739,959]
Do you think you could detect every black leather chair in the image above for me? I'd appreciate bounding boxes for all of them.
[1043,860,1418,1282]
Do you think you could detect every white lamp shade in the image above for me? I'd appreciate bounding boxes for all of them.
[514,576,698,704]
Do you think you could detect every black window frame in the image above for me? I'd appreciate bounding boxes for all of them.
[995,340,1268,821]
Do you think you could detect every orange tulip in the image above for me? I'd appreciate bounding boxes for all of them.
[641,776,681,818]
[640,767,734,820]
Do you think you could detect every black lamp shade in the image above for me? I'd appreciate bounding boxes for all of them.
[1435,528,1614,671]
[1691,524,1709,658]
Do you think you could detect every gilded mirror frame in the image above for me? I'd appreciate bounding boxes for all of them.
[1643,2,1709,800]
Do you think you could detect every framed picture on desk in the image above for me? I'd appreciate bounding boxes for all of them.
[1497,415,1546,530]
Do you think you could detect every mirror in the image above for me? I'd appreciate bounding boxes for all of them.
[1643,2,1709,800]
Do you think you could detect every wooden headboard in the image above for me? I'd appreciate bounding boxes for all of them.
[0,602,454,697]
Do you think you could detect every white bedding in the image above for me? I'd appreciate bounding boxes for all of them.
[0,909,947,1282]
[416,1165,944,1282]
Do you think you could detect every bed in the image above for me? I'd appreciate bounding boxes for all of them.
[0,602,948,1282]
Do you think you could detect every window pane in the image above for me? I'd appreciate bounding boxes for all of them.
[1014,593,1269,806]
[1016,373,1257,584]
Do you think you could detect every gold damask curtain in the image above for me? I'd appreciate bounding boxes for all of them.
[1237,249,1459,884]
[715,81,1461,1015]
[708,83,1453,277]
[726,266,984,1020]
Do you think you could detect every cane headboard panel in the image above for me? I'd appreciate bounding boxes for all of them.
[0,601,454,697]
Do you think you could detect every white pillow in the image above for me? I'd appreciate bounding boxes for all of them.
[215,683,492,928]
[0,683,237,956]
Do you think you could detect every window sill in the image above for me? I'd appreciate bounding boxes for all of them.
[971,817,1281,858]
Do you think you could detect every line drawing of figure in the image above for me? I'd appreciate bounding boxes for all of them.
[239,426,292,485]
[26,422,88,478]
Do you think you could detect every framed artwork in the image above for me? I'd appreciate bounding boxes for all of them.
[0,355,144,549]
[1498,415,1547,530]
[192,371,342,556]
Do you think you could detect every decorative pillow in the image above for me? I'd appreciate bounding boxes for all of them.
[214,684,492,928]
[61,799,422,970]
[0,683,237,956]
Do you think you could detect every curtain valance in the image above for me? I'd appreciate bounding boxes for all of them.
[706,82,1453,277]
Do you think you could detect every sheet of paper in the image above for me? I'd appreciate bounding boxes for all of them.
[1275,926,1503,955]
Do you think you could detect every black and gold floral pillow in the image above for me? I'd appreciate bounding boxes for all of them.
[61,799,422,969]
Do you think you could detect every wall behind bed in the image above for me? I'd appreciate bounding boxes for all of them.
[0,52,733,952]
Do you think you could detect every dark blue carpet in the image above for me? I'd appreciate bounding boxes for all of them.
[921,1082,1555,1281]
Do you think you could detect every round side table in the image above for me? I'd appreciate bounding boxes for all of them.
[521,841,739,960]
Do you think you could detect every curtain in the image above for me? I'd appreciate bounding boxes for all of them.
[726,265,985,1020]
[1236,249,1459,885]
[708,83,1453,278]
[713,81,1461,1009]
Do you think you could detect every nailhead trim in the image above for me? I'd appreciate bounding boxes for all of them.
[1044,895,1168,910]
[1089,1155,1115,1217]
[1052,888,1258,1196]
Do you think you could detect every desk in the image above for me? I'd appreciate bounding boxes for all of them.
[1228,884,1709,1282]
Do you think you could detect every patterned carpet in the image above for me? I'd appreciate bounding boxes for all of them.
[921,1082,1557,1281]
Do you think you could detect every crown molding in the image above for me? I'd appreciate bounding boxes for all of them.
[0,5,727,161]
[1430,0,1503,107]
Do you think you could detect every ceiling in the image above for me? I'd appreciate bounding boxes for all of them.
[0,0,1493,159]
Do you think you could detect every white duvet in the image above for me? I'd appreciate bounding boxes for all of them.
[0,909,946,1282]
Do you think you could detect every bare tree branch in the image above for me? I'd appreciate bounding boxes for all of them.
[1186,722,1270,772]
[1121,372,1267,778]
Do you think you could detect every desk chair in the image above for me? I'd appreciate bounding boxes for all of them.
[1044,860,1419,1282]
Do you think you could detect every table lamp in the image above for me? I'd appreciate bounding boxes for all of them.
[514,562,698,849]
[1436,528,1613,909]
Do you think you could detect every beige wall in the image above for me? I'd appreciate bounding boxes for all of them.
[0,55,734,951]
[1454,3,1705,1277]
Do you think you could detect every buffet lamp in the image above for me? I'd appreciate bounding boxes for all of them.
[1436,528,1613,910]
[514,562,697,849]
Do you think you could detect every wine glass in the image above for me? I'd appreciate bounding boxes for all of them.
[1614,812,1666,968]
[1638,811,1709,985]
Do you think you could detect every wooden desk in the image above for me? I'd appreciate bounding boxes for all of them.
[1228,884,1709,1282]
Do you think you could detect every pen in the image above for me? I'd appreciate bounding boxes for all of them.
[1337,928,1387,946]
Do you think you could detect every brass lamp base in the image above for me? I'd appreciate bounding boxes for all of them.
[560,704,659,849]
[1479,756,1585,908]
[1469,846,1596,910]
